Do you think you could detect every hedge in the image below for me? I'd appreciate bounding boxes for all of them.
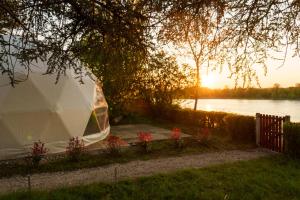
[154,106,227,128]
[154,106,255,143]
[284,122,300,158]
[224,114,255,142]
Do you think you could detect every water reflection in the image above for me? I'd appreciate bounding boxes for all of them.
[179,99,300,122]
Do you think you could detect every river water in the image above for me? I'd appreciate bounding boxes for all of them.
[179,99,300,122]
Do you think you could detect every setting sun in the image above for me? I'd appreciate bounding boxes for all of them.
[201,74,216,88]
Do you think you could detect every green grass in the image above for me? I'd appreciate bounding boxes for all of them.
[1,155,300,200]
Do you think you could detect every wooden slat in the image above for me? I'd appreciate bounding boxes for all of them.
[267,115,270,149]
[261,115,265,147]
[279,117,283,152]
[271,115,274,151]
[258,114,286,153]
[264,115,266,147]
[275,116,279,152]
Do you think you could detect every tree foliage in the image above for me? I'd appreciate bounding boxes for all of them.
[224,0,300,86]
[1,0,300,113]
[138,51,194,108]
[80,31,148,115]
[158,0,226,110]
[0,0,154,85]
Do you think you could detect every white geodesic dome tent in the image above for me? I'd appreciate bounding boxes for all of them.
[0,59,110,160]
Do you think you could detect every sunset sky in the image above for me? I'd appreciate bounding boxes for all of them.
[200,49,300,89]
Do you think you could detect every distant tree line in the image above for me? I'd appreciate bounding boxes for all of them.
[182,85,300,100]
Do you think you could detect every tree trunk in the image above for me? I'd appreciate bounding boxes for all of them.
[193,61,200,111]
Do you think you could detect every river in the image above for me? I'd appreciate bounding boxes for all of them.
[179,99,300,122]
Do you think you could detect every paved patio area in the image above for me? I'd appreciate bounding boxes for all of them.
[87,124,190,150]
[111,124,190,144]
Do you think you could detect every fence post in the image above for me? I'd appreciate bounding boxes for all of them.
[256,113,261,146]
[27,175,31,192]
[283,115,291,152]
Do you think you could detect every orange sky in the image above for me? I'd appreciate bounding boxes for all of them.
[199,50,300,89]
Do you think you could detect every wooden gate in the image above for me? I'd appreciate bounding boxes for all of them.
[256,113,290,152]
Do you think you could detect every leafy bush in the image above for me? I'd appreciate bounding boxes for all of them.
[66,137,85,161]
[284,122,300,158]
[153,106,256,143]
[106,135,124,155]
[139,52,194,111]
[170,128,183,148]
[30,140,48,167]
[224,114,255,143]
[195,127,211,143]
[137,132,153,153]
[156,106,227,129]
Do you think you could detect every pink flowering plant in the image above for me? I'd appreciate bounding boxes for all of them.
[30,140,48,167]
[137,132,153,153]
[170,128,183,148]
[107,135,125,155]
[196,127,211,143]
[66,137,85,161]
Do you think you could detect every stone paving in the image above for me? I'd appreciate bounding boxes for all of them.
[110,124,190,143]
[87,124,190,150]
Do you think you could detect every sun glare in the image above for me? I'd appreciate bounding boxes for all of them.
[201,74,216,88]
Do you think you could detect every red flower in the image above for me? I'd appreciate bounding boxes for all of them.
[30,140,48,166]
[31,140,48,157]
[107,135,126,147]
[138,132,153,142]
[66,137,85,161]
[196,127,211,142]
[171,128,181,141]
[106,135,126,155]
[202,127,210,137]
[137,132,153,153]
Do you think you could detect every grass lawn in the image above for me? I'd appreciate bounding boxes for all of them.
[1,155,300,200]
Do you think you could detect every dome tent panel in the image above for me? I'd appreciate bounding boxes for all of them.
[94,86,110,132]
[0,56,110,160]
[56,106,92,138]
[29,72,68,108]
[0,119,20,149]
[0,111,52,146]
[84,111,101,136]
[38,113,72,144]
[0,75,53,113]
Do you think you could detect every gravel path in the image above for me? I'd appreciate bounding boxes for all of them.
[0,149,274,193]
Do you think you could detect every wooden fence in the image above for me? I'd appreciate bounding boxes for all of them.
[256,113,290,152]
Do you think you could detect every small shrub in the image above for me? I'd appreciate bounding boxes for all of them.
[284,122,300,158]
[137,132,153,153]
[107,135,124,155]
[195,127,211,143]
[224,114,255,143]
[170,128,183,148]
[30,140,48,167]
[66,137,85,161]
[152,106,256,143]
